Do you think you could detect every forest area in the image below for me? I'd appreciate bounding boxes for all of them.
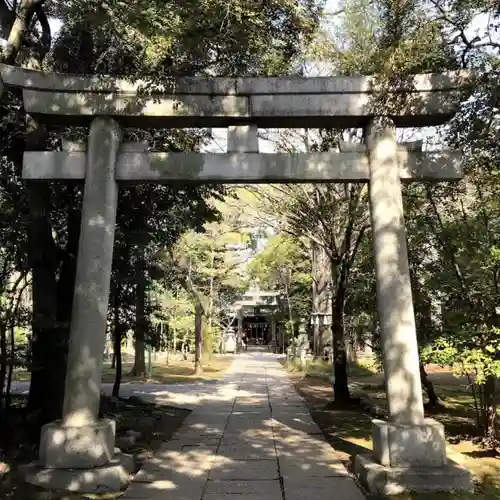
[0,0,499,498]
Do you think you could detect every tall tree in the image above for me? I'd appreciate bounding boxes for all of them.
[0,0,326,423]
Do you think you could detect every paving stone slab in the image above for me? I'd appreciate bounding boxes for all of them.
[271,407,311,415]
[228,412,272,423]
[122,481,205,499]
[209,458,279,480]
[225,419,274,433]
[220,429,275,443]
[168,437,222,446]
[164,444,219,454]
[269,395,305,401]
[283,476,365,500]
[183,415,230,425]
[134,465,210,484]
[120,352,365,500]
[270,399,305,406]
[238,383,268,389]
[203,494,280,500]
[278,455,349,478]
[180,424,227,434]
[272,412,316,423]
[275,437,336,455]
[230,410,271,416]
[272,419,322,435]
[204,479,282,495]
[217,444,276,460]
[174,429,225,439]
[135,449,215,484]
[231,403,270,410]
[233,398,270,404]
[269,397,307,409]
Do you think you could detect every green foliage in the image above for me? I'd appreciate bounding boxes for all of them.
[52,0,325,78]
[422,330,500,385]
[247,233,312,323]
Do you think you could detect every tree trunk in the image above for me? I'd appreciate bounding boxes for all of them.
[346,340,358,365]
[0,323,6,413]
[311,243,331,356]
[1,1,67,427]
[483,376,499,444]
[112,330,122,398]
[420,362,440,408]
[194,302,203,374]
[112,317,123,397]
[130,257,147,377]
[332,306,350,402]
[111,280,123,397]
[26,118,67,425]
[2,0,47,65]
[26,186,65,424]
[331,267,350,403]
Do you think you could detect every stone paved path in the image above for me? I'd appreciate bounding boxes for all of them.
[122,348,366,500]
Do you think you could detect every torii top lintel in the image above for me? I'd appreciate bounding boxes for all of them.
[0,64,469,129]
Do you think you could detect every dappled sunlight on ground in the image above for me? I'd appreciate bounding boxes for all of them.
[121,347,366,500]
[287,369,500,500]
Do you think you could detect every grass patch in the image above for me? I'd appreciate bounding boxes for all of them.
[286,371,500,500]
[102,356,233,384]
[283,356,379,380]
[13,355,233,385]
[284,357,332,378]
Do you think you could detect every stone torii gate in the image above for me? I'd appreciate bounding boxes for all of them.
[0,64,471,494]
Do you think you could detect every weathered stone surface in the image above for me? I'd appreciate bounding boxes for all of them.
[279,454,349,478]
[366,117,425,426]
[284,476,366,500]
[204,479,282,495]
[118,351,367,500]
[22,452,134,493]
[204,495,279,500]
[62,117,122,427]
[122,480,205,499]
[272,417,322,435]
[19,82,466,129]
[116,435,137,450]
[209,458,279,480]
[23,150,462,184]
[0,64,466,95]
[134,450,213,484]
[126,429,142,439]
[39,419,115,469]
[227,125,259,152]
[372,418,447,467]
[0,62,467,128]
[354,454,473,495]
[217,444,275,460]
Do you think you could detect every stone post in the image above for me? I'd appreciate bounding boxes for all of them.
[63,117,121,426]
[237,307,243,344]
[353,117,473,494]
[271,319,277,353]
[39,117,122,469]
[366,116,424,426]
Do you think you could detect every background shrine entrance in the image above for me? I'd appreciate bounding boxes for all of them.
[244,317,271,345]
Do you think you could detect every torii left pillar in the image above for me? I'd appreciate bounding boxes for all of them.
[23,118,134,492]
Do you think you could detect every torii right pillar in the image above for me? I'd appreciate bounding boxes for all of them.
[354,117,472,495]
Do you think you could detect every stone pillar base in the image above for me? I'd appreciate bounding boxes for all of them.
[22,451,134,493]
[354,455,473,495]
[372,418,446,467]
[354,418,473,495]
[39,418,116,468]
